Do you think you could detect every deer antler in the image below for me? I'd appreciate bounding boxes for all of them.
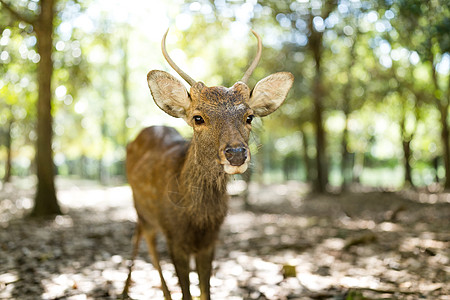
[162,29,197,86]
[241,30,262,84]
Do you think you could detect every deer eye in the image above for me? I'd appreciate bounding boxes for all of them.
[246,115,254,125]
[193,115,205,125]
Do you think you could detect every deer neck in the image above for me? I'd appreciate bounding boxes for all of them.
[181,139,228,196]
[177,139,229,225]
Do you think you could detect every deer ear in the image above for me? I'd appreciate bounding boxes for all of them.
[147,70,190,118]
[248,72,294,117]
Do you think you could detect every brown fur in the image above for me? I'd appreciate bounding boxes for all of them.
[125,66,293,300]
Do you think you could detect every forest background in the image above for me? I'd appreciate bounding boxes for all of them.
[0,0,449,213]
[1,1,450,299]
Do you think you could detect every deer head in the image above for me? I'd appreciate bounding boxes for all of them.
[147,29,294,175]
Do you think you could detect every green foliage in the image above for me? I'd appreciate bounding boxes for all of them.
[1,0,449,187]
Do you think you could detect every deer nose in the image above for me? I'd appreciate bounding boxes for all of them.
[224,146,248,166]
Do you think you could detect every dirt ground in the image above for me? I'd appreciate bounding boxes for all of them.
[0,178,449,300]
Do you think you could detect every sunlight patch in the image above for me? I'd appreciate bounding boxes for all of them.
[53,215,74,228]
[340,275,380,289]
[322,238,345,250]
[0,272,18,299]
[298,273,334,291]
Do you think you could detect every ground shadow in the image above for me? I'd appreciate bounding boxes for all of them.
[1,181,449,299]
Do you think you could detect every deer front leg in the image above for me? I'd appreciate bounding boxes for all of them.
[195,247,214,300]
[169,246,192,300]
[142,228,172,300]
[121,223,142,298]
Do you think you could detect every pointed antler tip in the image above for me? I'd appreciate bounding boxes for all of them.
[161,28,196,86]
[241,29,263,84]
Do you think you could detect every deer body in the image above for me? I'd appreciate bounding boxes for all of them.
[127,125,228,251]
[125,30,293,300]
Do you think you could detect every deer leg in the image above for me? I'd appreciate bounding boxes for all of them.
[142,229,172,300]
[195,247,214,300]
[121,223,142,298]
[169,246,192,300]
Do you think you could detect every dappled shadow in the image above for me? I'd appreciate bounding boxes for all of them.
[1,179,449,299]
[0,180,137,299]
[0,216,135,299]
[225,184,449,299]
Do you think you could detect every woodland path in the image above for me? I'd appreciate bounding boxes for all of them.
[0,178,449,299]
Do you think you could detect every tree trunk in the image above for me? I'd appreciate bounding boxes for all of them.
[402,140,413,186]
[340,37,357,192]
[431,56,450,189]
[341,114,351,191]
[300,128,313,182]
[307,3,335,193]
[433,156,440,184]
[31,0,61,216]
[3,119,13,183]
[399,99,415,188]
[313,75,328,193]
[441,103,450,189]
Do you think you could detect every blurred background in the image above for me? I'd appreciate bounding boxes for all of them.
[1,1,450,299]
[0,0,449,212]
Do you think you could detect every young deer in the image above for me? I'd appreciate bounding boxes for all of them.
[124,29,293,300]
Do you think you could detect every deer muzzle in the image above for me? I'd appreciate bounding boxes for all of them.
[222,145,250,175]
[225,147,247,166]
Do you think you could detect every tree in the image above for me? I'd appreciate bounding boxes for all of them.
[307,1,337,193]
[0,23,37,184]
[389,0,450,188]
[247,0,337,192]
[142,0,447,191]
[1,0,61,215]
[2,113,13,183]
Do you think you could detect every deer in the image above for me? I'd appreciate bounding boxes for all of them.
[123,29,294,300]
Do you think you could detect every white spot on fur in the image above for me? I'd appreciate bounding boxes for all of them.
[226,103,247,112]
[223,162,248,174]
[235,103,246,110]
